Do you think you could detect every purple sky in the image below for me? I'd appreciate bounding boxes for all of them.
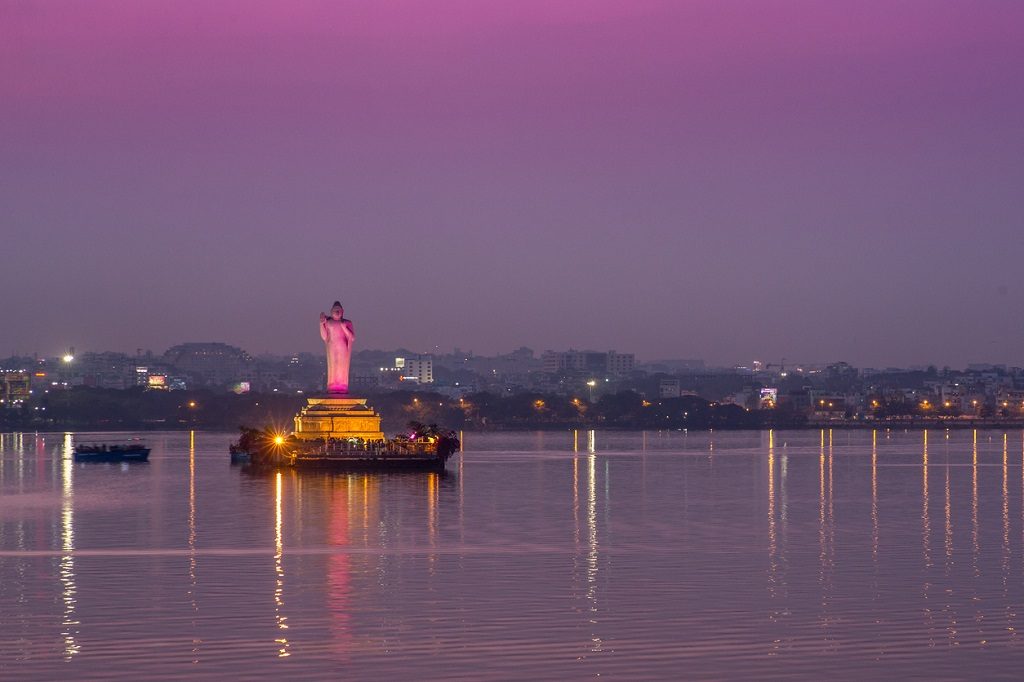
[3,1,1023,366]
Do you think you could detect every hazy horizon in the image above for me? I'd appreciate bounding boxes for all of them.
[3,337,1018,372]
[3,1,1022,367]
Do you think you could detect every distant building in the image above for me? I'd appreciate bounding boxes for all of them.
[810,394,848,420]
[436,346,542,382]
[826,362,858,380]
[607,351,635,375]
[1,371,30,407]
[724,391,754,409]
[542,349,635,377]
[134,364,183,389]
[996,390,1024,411]
[163,342,252,388]
[968,364,1007,373]
[659,378,681,398]
[780,389,811,413]
[78,351,135,389]
[401,357,434,384]
[639,358,705,374]
[938,383,965,410]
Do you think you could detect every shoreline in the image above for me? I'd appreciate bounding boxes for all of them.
[6,421,1024,435]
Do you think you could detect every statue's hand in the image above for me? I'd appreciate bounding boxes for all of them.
[320,312,327,322]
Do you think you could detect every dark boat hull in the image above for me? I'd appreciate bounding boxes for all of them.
[230,453,251,464]
[232,427,460,472]
[73,447,150,463]
[287,453,451,472]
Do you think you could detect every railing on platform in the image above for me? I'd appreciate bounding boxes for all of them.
[290,439,439,458]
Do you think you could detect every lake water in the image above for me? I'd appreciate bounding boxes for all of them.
[3,429,1024,679]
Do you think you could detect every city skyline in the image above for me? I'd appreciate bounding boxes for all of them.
[5,338,1022,374]
[3,1,1023,368]
[4,327,1024,368]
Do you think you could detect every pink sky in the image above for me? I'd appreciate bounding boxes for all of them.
[2,1,1023,365]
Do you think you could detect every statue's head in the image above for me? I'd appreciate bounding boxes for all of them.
[331,301,344,320]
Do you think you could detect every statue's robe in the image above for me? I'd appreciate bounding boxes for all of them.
[321,318,354,394]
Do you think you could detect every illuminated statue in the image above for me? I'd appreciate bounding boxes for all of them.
[320,301,354,394]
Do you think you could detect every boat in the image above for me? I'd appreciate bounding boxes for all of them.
[231,423,459,472]
[228,427,265,465]
[74,442,151,462]
[284,437,457,472]
[228,443,252,464]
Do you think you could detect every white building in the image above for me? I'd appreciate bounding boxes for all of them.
[402,357,434,384]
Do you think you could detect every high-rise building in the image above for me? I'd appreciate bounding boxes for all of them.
[542,349,635,376]
[402,357,433,384]
[163,342,253,387]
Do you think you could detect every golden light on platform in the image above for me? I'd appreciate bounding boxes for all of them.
[293,396,385,441]
[274,436,285,445]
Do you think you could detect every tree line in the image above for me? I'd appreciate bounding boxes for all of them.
[0,387,803,432]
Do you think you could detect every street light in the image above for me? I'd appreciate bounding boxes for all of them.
[62,354,74,363]
[587,379,597,402]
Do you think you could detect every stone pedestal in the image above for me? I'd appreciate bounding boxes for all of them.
[293,396,385,441]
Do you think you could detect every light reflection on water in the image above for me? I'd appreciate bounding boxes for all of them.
[60,432,80,659]
[188,431,199,662]
[4,429,1024,678]
[274,471,289,658]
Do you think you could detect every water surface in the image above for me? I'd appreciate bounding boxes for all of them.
[2,429,1024,679]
